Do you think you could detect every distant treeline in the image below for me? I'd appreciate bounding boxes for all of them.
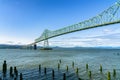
[0,44,24,49]
[0,44,120,49]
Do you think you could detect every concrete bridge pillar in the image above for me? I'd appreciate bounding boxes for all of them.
[34,44,37,50]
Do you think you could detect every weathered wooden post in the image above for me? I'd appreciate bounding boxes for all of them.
[63,73,66,80]
[72,62,74,68]
[14,66,18,77]
[86,64,88,70]
[59,59,61,64]
[107,71,111,80]
[16,69,18,77]
[66,65,68,72]
[58,63,60,70]
[20,73,23,80]
[44,67,46,75]
[88,71,92,79]
[2,60,7,76]
[14,66,16,74]
[76,67,79,74]
[52,69,54,79]
[39,64,41,72]
[10,66,13,77]
[113,69,116,78]
[100,65,102,73]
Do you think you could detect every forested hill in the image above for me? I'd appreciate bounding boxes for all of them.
[0,44,23,49]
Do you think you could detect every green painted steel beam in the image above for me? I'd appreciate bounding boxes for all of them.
[29,0,120,45]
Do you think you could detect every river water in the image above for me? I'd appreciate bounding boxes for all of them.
[0,48,120,80]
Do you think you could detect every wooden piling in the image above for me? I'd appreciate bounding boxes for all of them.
[86,64,88,70]
[14,66,18,77]
[59,59,61,64]
[66,65,68,72]
[107,71,111,80]
[44,67,46,75]
[16,69,18,77]
[58,63,60,70]
[10,66,13,77]
[39,64,41,72]
[2,60,7,76]
[113,69,116,78]
[72,62,74,68]
[76,67,79,74]
[63,73,66,80]
[100,65,102,73]
[14,66,16,74]
[52,69,54,79]
[20,73,23,80]
[88,71,92,79]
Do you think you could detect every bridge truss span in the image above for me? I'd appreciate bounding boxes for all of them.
[34,0,120,48]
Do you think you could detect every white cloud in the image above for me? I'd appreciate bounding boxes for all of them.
[0,36,33,45]
[48,32,120,47]
[103,29,112,34]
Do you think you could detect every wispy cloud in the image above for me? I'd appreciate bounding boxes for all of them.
[49,32,120,47]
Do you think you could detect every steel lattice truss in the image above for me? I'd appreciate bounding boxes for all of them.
[35,0,120,43]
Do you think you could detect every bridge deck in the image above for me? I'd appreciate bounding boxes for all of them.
[30,0,120,45]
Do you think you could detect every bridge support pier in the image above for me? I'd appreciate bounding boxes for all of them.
[44,39,49,47]
[40,39,52,50]
[34,44,37,50]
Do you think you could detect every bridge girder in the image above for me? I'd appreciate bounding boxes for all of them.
[33,0,120,44]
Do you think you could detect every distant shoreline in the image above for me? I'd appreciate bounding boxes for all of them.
[0,44,120,49]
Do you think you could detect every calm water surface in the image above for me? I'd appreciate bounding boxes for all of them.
[0,48,120,80]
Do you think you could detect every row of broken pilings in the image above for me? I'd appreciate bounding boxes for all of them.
[1,60,23,80]
[0,60,117,80]
[38,60,117,80]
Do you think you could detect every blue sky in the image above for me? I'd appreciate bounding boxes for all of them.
[0,0,120,47]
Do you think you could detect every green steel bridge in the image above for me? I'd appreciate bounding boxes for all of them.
[30,0,120,49]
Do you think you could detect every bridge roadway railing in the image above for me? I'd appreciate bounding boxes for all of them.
[35,0,120,43]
